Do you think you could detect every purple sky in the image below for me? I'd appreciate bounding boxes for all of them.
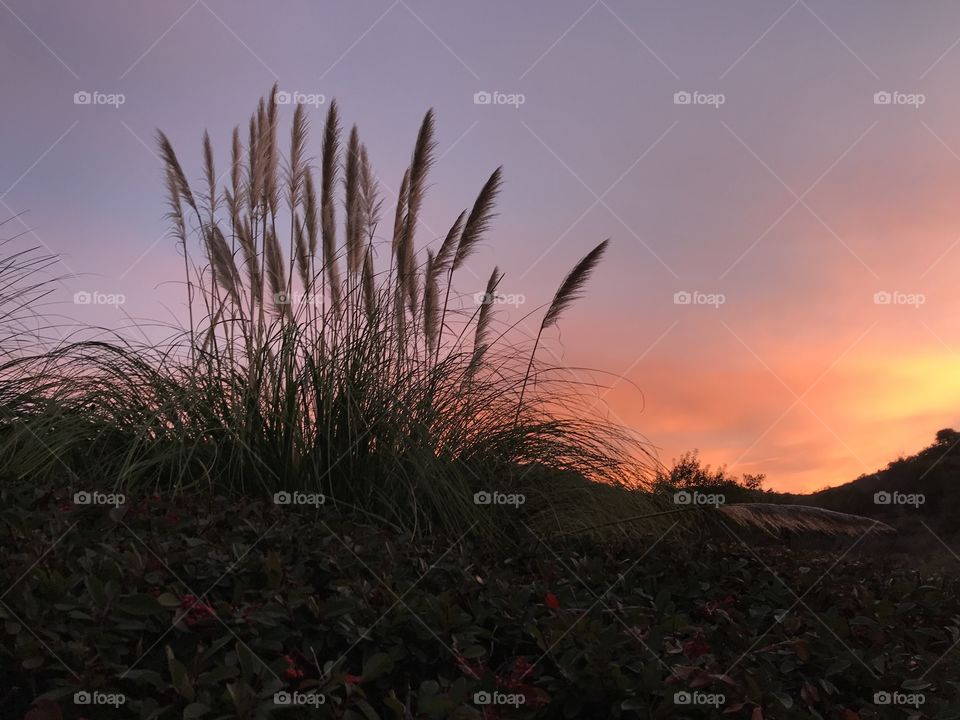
[5,1,960,491]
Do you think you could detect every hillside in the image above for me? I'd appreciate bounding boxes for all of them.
[786,429,960,535]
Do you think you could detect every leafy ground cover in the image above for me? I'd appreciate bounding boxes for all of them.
[4,479,960,720]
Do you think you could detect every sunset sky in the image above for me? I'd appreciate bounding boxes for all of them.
[5,1,960,492]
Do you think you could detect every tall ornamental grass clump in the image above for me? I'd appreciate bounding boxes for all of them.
[0,214,57,360]
[0,88,661,537]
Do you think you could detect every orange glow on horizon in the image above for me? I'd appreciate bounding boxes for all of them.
[570,341,960,494]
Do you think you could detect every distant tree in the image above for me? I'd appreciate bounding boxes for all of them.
[657,450,765,492]
[740,473,766,491]
[935,428,960,446]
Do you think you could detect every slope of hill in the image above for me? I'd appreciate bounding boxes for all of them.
[790,428,960,535]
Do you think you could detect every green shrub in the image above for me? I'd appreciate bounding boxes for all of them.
[5,479,960,719]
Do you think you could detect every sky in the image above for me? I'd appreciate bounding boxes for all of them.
[4,0,960,492]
